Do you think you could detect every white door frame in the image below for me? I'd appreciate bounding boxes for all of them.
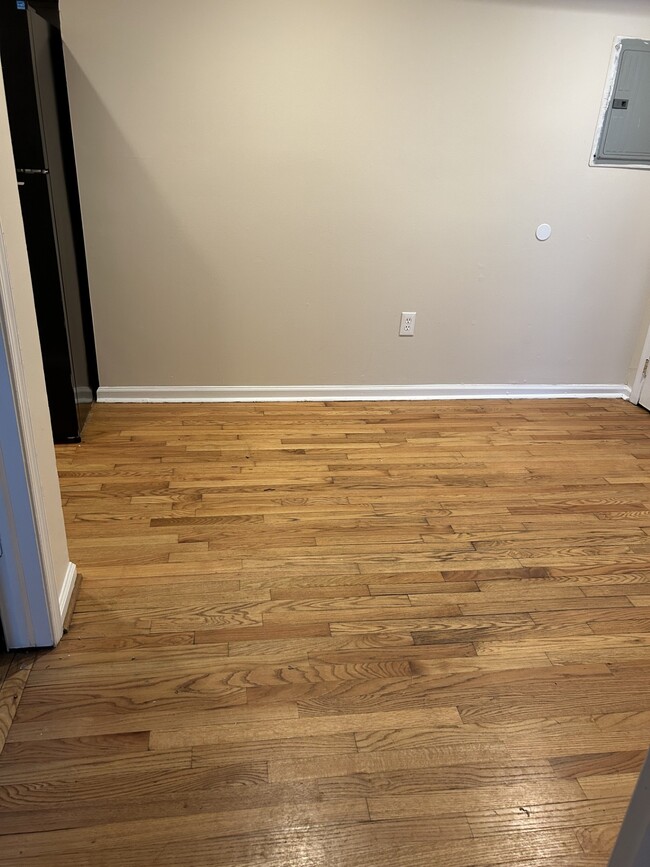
[0,227,70,648]
[630,325,650,405]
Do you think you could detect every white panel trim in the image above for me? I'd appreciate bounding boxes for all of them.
[98,384,632,403]
[58,561,77,623]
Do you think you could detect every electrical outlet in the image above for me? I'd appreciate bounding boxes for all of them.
[399,312,416,336]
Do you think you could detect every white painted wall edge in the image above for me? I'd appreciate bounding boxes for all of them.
[630,326,650,404]
[98,384,632,403]
[58,561,77,623]
[0,226,72,647]
[0,425,45,649]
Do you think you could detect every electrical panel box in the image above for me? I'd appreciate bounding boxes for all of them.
[593,38,650,167]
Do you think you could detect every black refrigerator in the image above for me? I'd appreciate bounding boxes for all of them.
[0,0,98,442]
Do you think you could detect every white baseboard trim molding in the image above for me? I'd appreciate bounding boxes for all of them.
[97,384,632,403]
[58,561,77,623]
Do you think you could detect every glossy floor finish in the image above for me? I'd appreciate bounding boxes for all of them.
[2,398,650,866]
[0,652,33,754]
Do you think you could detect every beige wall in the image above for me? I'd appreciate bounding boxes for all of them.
[60,0,650,388]
[0,74,70,603]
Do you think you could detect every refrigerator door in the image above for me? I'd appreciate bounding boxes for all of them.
[27,7,95,434]
[0,4,46,169]
[0,3,98,440]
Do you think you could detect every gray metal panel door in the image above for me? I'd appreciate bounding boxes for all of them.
[598,40,650,162]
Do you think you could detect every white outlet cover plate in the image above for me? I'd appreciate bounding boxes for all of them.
[399,312,416,336]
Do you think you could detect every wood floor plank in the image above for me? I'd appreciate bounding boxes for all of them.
[578,772,640,799]
[465,795,629,836]
[366,780,586,820]
[0,654,35,752]
[354,721,650,759]
[0,731,150,765]
[150,705,461,750]
[145,830,588,867]
[0,800,370,860]
[576,822,623,856]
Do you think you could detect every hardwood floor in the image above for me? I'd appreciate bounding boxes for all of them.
[0,652,33,754]
[1,398,650,865]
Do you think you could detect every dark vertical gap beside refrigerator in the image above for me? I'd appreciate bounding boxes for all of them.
[0,0,98,443]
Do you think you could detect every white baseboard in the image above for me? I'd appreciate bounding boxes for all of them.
[58,561,77,622]
[97,384,632,403]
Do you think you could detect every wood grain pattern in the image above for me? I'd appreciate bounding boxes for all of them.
[2,398,650,864]
[0,654,34,753]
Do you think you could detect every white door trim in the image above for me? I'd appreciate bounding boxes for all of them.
[0,225,71,647]
[630,325,650,405]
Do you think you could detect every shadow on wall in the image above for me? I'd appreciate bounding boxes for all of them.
[62,52,230,388]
